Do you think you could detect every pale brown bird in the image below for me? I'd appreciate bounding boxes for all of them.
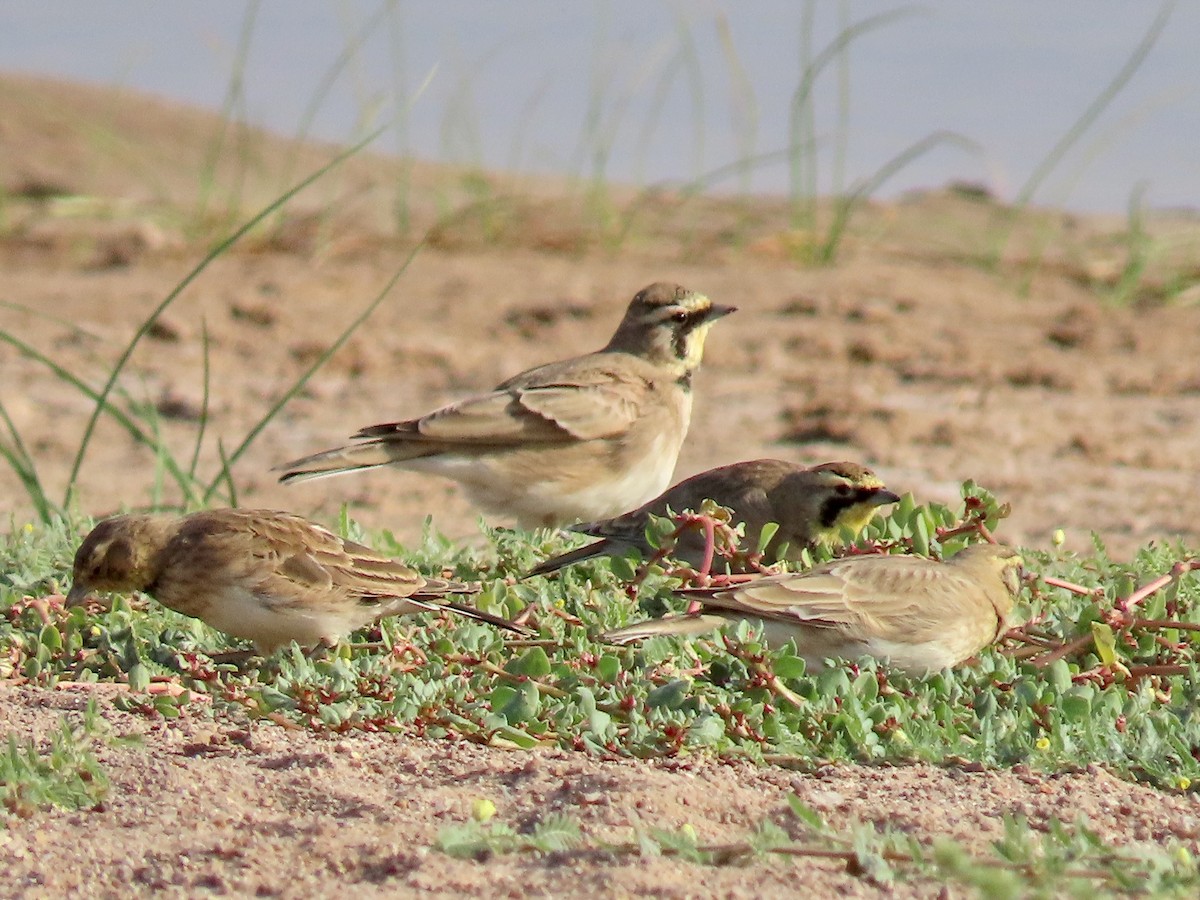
[277,283,736,528]
[601,543,1024,674]
[528,460,900,577]
[66,509,520,655]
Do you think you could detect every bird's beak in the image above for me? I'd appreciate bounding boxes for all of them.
[872,489,902,507]
[65,583,90,608]
[700,304,739,321]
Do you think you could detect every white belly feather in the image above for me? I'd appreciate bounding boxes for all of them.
[403,428,684,527]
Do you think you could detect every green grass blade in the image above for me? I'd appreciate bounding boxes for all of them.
[213,438,237,508]
[819,130,979,263]
[0,397,54,522]
[111,380,202,508]
[0,301,103,340]
[990,1,1174,265]
[1015,1,1172,211]
[200,238,424,503]
[1108,181,1152,307]
[714,14,758,198]
[788,5,920,229]
[790,0,816,230]
[0,329,189,492]
[64,121,391,509]
[187,319,213,486]
[832,0,851,198]
[197,0,260,223]
[278,0,399,194]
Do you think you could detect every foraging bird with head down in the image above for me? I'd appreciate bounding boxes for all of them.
[66,509,520,655]
[601,543,1024,675]
[277,282,736,529]
[527,459,900,577]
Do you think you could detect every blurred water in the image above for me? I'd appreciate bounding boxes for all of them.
[1,0,1196,213]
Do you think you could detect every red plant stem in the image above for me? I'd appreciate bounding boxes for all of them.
[1131,618,1200,634]
[1116,560,1198,614]
[1126,664,1188,679]
[695,516,716,577]
[672,513,719,611]
[935,522,985,543]
[1030,632,1096,668]
[1002,628,1058,648]
[1043,576,1099,596]
[935,517,999,546]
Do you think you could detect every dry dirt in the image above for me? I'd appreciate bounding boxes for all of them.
[5,684,1200,899]
[2,73,1200,896]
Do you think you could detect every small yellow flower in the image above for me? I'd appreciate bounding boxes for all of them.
[1035,736,1051,751]
[1052,529,1065,547]
[472,798,497,822]
[1178,776,1192,791]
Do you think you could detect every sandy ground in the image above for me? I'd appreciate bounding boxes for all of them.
[2,73,1200,895]
[5,685,1200,898]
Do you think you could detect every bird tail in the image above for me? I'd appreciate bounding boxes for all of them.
[438,600,532,635]
[408,576,477,596]
[276,438,431,484]
[599,614,727,645]
[388,581,532,635]
[524,539,610,578]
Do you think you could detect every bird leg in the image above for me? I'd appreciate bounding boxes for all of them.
[206,648,262,667]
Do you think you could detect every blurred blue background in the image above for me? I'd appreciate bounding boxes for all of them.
[1,1,1195,213]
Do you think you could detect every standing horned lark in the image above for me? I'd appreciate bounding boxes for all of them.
[66,509,519,655]
[601,543,1024,674]
[278,283,736,528]
[528,460,900,577]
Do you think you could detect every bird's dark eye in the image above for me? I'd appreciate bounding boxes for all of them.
[834,484,852,496]
[671,310,689,323]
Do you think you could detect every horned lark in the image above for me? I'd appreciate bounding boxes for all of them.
[66,509,519,655]
[277,282,736,528]
[601,543,1024,674]
[528,460,900,577]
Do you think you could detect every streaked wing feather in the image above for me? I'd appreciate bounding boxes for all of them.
[323,547,429,601]
[275,552,335,590]
[526,539,615,577]
[702,573,866,628]
[413,390,571,443]
[357,354,654,446]
[696,556,969,642]
[230,511,430,602]
[514,383,644,441]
